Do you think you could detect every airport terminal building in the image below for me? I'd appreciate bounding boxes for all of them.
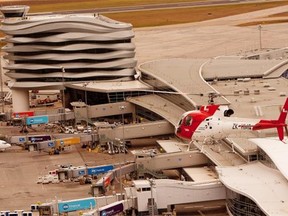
[0,5,137,111]
[1,5,288,216]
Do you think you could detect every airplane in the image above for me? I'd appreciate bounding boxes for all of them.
[176,97,288,143]
[0,140,11,151]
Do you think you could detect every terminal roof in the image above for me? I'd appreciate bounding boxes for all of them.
[217,161,288,216]
[250,137,288,180]
[68,80,151,93]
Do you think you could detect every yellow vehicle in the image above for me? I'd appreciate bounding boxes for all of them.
[49,137,81,155]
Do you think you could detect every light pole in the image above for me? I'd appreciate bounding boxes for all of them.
[0,38,4,114]
[148,178,155,216]
[119,105,125,154]
[119,105,126,199]
[83,82,89,129]
[61,66,66,124]
[258,24,262,50]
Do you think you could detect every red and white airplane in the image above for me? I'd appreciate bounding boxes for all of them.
[176,98,288,143]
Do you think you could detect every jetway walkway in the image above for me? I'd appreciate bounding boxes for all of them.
[85,179,226,216]
[98,120,174,142]
[127,94,186,126]
[98,94,186,142]
[193,140,247,166]
[125,179,226,214]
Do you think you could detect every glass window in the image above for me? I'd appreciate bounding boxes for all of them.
[185,115,192,126]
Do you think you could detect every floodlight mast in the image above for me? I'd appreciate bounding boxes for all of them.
[61,66,66,123]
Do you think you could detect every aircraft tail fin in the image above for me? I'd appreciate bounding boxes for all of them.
[252,98,288,141]
[277,127,284,141]
[278,98,288,125]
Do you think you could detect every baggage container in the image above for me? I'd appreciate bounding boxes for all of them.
[0,211,10,216]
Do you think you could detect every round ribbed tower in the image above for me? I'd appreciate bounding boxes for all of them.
[0,7,136,111]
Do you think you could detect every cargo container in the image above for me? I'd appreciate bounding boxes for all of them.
[30,204,39,212]
[0,211,10,216]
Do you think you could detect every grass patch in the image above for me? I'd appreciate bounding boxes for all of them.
[11,0,202,13]
[238,19,288,27]
[1,1,288,28]
[105,1,288,27]
[268,12,288,17]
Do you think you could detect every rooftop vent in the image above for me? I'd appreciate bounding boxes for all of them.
[268,87,276,91]
[244,89,250,95]
[254,89,260,95]
[233,90,240,96]
[243,78,251,82]
[263,83,270,88]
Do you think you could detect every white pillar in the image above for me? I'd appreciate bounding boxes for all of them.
[12,88,29,112]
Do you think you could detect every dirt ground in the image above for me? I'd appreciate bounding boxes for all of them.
[1,3,288,213]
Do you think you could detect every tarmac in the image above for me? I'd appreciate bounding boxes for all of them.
[1,4,288,212]
[134,5,288,63]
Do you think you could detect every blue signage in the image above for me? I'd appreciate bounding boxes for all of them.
[19,137,25,142]
[28,135,51,142]
[87,165,114,175]
[100,202,124,216]
[78,170,85,176]
[48,142,55,147]
[58,198,96,213]
[26,115,49,125]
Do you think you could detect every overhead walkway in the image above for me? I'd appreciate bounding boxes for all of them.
[126,179,226,213]
[193,140,247,167]
[98,120,174,141]
[127,94,186,126]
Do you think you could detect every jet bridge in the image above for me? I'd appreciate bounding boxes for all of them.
[127,94,186,126]
[98,94,187,143]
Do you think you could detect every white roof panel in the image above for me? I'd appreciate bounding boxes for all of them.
[156,140,184,153]
[183,167,218,182]
[250,137,288,181]
[70,80,151,93]
[217,162,288,216]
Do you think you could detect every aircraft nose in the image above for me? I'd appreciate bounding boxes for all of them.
[6,144,11,148]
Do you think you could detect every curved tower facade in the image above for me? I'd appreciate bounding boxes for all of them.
[0,6,136,111]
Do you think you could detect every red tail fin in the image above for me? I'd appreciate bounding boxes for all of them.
[278,98,288,124]
[277,127,284,141]
[252,98,288,141]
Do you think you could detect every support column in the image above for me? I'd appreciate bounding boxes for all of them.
[12,88,29,112]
